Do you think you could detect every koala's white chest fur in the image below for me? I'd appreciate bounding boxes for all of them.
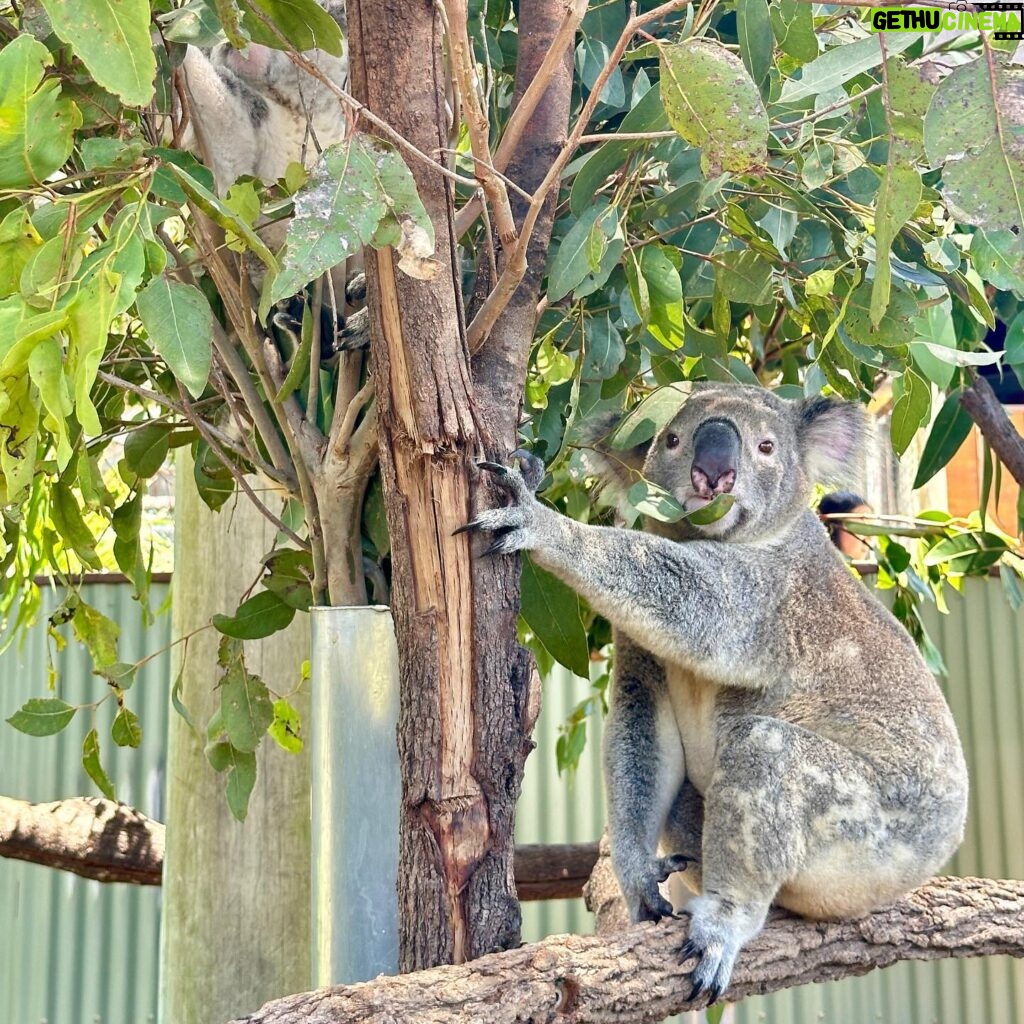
[666,666,720,794]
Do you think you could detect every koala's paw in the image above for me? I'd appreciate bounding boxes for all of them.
[678,895,748,1006]
[455,450,545,555]
[625,854,694,923]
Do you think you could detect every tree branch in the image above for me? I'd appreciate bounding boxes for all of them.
[6,800,1023,1024]
[466,0,691,350]
[0,795,595,900]
[0,795,163,886]
[961,370,1024,489]
[226,876,1024,1023]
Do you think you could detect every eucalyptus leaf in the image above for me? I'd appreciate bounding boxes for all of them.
[111,706,142,748]
[220,661,274,754]
[136,277,214,399]
[890,370,931,458]
[82,728,116,800]
[660,38,768,177]
[547,204,613,302]
[913,391,974,489]
[923,531,1009,573]
[40,0,156,106]
[924,59,1024,234]
[212,590,297,640]
[268,134,433,309]
[0,35,82,188]
[610,383,692,448]
[778,33,918,104]
[268,698,303,753]
[520,555,590,678]
[7,697,76,737]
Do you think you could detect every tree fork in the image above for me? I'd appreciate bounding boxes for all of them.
[227,877,1024,1024]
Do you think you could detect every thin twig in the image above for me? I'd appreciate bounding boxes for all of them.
[578,130,678,144]
[174,381,309,549]
[467,0,692,350]
[94,370,294,489]
[453,0,587,238]
[283,51,483,190]
[442,0,520,245]
[210,319,296,483]
[308,276,323,421]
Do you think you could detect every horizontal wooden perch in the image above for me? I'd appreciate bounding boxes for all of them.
[0,795,596,899]
[229,877,1024,1023]
[0,795,164,886]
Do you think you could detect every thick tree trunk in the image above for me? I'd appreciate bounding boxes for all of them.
[227,877,1024,1024]
[463,0,577,956]
[347,0,520,970]
[347,0,576,971]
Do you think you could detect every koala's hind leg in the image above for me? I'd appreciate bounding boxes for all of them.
[684,715,897,1003]
[604,635,692,922]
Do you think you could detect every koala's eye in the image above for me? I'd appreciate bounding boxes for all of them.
[758,439,775,455]
[665,432,681,450]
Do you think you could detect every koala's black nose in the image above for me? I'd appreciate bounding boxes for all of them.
[691,419,739,498]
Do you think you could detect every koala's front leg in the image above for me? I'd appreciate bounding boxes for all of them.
[605,635,692,922]
[459,455,757,676]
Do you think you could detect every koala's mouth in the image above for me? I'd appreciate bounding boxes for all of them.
[680,492,744,535]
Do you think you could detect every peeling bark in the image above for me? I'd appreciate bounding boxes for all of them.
[227,877,1024,1024]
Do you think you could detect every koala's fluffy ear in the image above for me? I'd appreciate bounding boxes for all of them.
[573,411,651,501]
[796,396,866,484]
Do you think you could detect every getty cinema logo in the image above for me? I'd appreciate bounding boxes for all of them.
[870,2,1024,39]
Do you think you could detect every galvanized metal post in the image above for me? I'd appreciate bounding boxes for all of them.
[310,606,401,985]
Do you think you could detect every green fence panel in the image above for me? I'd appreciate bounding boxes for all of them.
[1,580,170,1024]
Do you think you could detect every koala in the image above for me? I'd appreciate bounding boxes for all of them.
[179,11,349,194]
[177,6,369,348]
[460,383,968,1003]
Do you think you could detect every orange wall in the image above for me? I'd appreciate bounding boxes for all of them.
[944,408,1023,537]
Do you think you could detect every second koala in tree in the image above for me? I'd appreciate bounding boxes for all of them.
[178,7,349,194]
[461,383,968,1003]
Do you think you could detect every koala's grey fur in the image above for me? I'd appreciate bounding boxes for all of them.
[177,4,368,347]
[179,5,349,194]
[462,383,968,1002]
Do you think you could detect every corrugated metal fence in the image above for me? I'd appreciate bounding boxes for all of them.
[2,577,1022,1023]
[1,581,170,1024]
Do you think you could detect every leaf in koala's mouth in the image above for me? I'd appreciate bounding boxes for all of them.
[683,492,736,525]
[625,480,686,522]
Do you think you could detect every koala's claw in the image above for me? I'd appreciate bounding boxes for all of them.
[657,852,695,880]
[679,938,725,1005]
[637,880,675,922]
[476,451,545,494]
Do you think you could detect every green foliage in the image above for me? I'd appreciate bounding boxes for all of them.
[6,696,76,736]
[266,135,435,310]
